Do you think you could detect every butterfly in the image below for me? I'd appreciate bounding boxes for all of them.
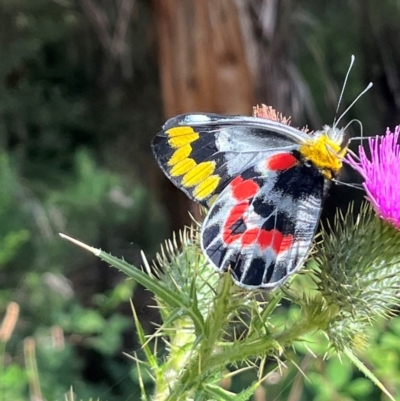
[152,109,346,289]
[151,59,371,290]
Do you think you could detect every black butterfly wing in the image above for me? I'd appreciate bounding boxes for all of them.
[151,113,306,206]
[201,151,324,289]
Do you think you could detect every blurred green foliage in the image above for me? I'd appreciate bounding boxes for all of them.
[0,145,164,399]
[255,306,400,401]
[0,0,166,396]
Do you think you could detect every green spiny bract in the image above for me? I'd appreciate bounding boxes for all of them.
[312,203,400,350]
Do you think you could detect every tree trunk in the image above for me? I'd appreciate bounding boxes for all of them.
[152,0,254,231]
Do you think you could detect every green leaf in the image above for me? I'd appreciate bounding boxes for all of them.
[131,299,158,372]
[343,347,395,401]
[379,332,400,351]
[0,229,30,266]
[60,234,205,336]
[70,307,106,334]
[98,249,205,335]
[202,380,262,401]
[231,381,263,401]
[325,356,352,389]
[0,363,28,387]
[305,372,334,400]
[202,384,236,401]
[90,314,129,355]
[345,377,374,397]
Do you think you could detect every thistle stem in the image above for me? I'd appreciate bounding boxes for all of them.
[206,316,324,371]
[161,274,233,401]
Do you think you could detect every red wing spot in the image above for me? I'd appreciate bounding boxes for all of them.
[231,178,259,201]
[241,228,294,254]
[241,228,259,246]
[225,202,248,228]
[241,228,277,249]
[258,230,276,249]
[230,176,244,188]
[277,234,293,254]
[266,153,298,171]
[222,202,248,245]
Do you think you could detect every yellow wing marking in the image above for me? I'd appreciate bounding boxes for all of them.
[182,161,215,186]
[170,158,196,176]
[193,175,220,200]
[165,126,220,200]
[166,127,199,148]
[168,144,192,166]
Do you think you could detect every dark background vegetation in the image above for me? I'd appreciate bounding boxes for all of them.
[1,0,400,400]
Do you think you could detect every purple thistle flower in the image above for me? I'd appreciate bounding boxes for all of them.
[346,126,400,229]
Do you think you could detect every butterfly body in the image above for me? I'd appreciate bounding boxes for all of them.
[152,113,346,290]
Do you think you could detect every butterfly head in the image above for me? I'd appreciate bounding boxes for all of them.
[299,125,347,180]
[299,56,372,181]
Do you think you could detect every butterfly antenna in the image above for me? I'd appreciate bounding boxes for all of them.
[332,178,364,190]
[333,55,355,127]
[344,118,363,134]
[335,82,373,128]
[343,118,364,146]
